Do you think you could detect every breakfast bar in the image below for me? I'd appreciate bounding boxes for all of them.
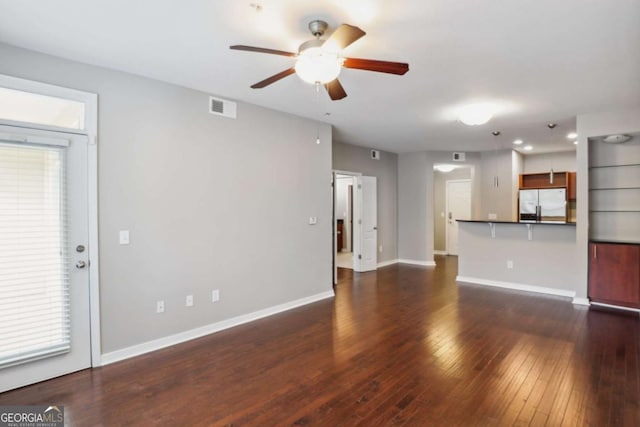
[456,220,581,301]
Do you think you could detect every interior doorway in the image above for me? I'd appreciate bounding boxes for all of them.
[332,171,378,283]
[335,174,354,269]
[446,179,472,255]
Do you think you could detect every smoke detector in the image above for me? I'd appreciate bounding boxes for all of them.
[602,134,632,144]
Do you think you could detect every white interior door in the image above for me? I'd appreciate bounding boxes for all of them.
[446,179,471,256]
[353,176,377,272]
[0,128,91,392]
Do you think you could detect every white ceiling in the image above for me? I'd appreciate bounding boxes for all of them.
[0,0,639,154]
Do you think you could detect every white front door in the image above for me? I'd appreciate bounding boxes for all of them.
[446,179,471,256]
[353,176,377,272]
[0,127,91,392]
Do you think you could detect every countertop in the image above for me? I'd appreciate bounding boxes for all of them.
[457,220,576,226]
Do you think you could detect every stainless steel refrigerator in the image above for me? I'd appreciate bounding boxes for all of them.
[519,188,567,222]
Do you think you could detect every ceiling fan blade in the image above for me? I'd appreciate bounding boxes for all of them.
[343,57,409,75]
[324,79,347,101]
[323,24,366,50]
[250,68,296,89]
[230,45,297,57]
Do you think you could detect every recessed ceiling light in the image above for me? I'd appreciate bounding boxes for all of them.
[513,139,523,145]
[573,140,578,145]
[523,145,533,151]
[567,132,577,139]
[458,103,495,126]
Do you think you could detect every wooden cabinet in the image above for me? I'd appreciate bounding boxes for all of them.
[588,242,640,308]
[336,220,344,252]
[519,171,576,200]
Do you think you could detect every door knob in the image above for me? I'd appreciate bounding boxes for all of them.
[76,261,87,269]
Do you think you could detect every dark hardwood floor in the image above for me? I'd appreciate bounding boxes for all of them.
[1,256,639,426]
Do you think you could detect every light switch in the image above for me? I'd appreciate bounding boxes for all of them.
[119,230,130,245]
[309,217,318,225]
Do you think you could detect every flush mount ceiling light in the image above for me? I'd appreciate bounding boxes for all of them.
[602,134,632,144]
[458,103,495,126]
[567,132,578,139]
[523,145,533,151]
[434,164,457,173]
[513,139,523,145]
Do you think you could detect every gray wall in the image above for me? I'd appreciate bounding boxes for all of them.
[0,42,333,354]
[433,168,472,252]
[398,151,481,264]
[332,141,398,263]
[523,151,576,173]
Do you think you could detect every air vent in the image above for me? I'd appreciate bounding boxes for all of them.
[371,150,380,160]
[452,152,466,162]
[209,96,237,119]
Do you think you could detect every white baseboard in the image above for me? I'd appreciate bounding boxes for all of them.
[572,297,590,306]
[433,250,447,255]
[398,259,436,267]
[456,276,575,299]
[101,290,335,366]
[377,259,398,268]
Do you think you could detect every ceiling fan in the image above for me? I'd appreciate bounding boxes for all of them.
[230,20,409,101]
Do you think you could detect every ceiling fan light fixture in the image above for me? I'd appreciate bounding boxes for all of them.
[458,103,495,126]
[294,47,342,84]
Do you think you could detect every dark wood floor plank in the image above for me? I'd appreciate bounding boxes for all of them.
[1,256,639,426]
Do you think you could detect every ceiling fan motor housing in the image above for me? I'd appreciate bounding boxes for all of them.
[308,20,328,38]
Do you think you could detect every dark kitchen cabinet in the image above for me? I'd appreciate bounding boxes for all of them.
[588,242,640,308]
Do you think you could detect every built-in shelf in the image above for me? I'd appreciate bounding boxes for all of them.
[590,210,640,213]
[589,163,640,169]
[590,187,640,191]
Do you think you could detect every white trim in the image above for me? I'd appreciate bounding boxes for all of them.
[590,302,640,314]
[377,259,398,268]
[100,291,335,366]
[434,250,448,255]
[0,126,70,147]
[456,276,575,298]
[0,74,101,367]
[398,259,436,267]
[572,297,590,306]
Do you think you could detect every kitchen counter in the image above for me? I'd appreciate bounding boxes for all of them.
[456,220,580,302]
[458,220,576,226]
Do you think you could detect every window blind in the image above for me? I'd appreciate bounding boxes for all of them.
[0,142,70,369]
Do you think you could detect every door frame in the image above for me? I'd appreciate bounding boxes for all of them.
[332,170,361,284]
[445,179,472,255]
[0,74,101,366]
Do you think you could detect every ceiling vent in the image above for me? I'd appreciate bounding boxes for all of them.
[209,96,237,119]
[452,152,466,162]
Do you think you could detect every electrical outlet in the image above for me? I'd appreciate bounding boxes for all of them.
[488,213,497,220]
[212,289,220,303]
[507,260,514,269]
[186,294,193,307]
[156,300,165,313]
